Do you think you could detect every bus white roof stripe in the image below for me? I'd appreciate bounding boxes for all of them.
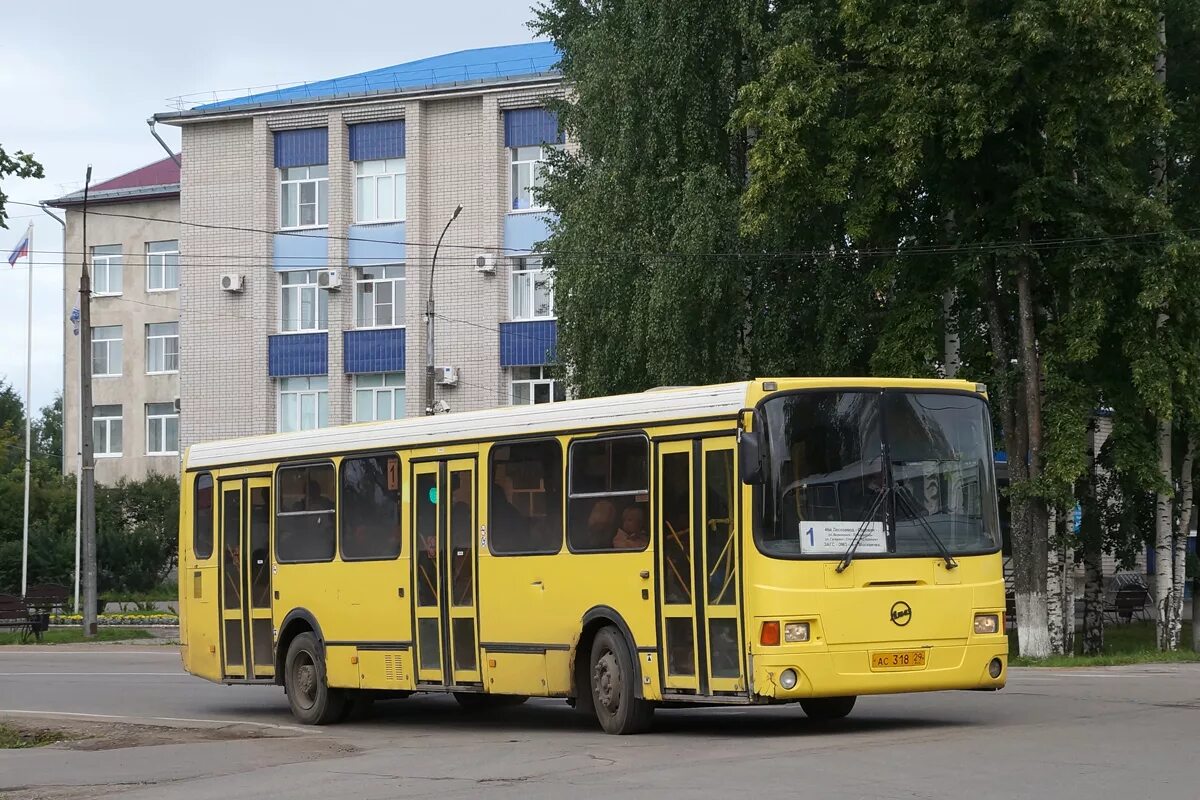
[184,382,752,469]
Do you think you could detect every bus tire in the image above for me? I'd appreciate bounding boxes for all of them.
[284,632,346,725]
[800,696,856,720]
[589,626,653,734]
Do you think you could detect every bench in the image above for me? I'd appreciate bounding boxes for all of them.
[0,594,33,642]
[24,584,69,640]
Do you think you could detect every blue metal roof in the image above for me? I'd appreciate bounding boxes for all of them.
[194,42,560,112]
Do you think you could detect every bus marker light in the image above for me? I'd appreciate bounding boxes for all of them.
[784,622,810,643]
[974,614,1000,635]
[351,656,359,665]
[779,669,798,690]
[760,621,780,646]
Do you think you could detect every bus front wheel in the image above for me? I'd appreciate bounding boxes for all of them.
[284,632,346,725]
[800,696,856,720]
[589,626,653,734]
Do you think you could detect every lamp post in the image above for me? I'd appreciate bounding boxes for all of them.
[425,204,463,416]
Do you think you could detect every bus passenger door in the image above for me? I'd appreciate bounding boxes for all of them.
[656,437,744,695]
[218,481,246,679]
[218,477,275,681]
[244,477,275,680]
[411,458,481,687]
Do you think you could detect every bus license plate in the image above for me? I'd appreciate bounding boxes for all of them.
[871,650,927,670]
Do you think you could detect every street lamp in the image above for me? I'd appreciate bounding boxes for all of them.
[425,204,464,416]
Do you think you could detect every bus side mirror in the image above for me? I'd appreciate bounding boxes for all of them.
[739,431,764,485]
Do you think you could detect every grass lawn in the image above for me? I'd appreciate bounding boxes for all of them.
[0,627,154,646]
[1011,621,1199,667]
[0,723,64,748]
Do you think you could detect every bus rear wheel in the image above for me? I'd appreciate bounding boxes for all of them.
[800,696,856,720]
[284,632,346,725]
[590,626,653,734]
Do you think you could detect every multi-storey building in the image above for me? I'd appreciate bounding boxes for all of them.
[47,156,181,483]
[155,42,566,452]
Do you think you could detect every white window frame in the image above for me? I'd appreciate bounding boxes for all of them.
[146,240,179,292]
[93,405,123,458]
[91,325,122,378]
[354,265,406,329]
[510,144,562,213]
[92,245,123,296]
[280,270,329,333]
[511,255,555,320]
[145,402,179,456]
[353,373,406,422]
[354,158,407,224]
[278,376,329,433]
[511,366,564,406]
[145,322,179,374]
[279,165,329,230]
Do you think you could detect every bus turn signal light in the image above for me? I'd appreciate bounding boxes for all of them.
[974,614,1000,635]
[760,621,780,646]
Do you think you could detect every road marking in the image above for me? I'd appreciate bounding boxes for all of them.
[0,708,316,734]
[0,650,179,656]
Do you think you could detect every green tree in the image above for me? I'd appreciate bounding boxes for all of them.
[95,474,179,594]
[33,393,63,472]
[0,145,43,229]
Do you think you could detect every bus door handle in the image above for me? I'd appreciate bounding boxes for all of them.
[531,580,543,590]
[639,570,650,580]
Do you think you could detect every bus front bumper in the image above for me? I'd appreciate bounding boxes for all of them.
[750,640,1008,701]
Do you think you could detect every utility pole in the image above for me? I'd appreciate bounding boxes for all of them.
[78,166,98,638]
[424,204,463,416]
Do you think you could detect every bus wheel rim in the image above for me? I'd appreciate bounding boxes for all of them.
[293,653,317,710]
[593,650,621,713]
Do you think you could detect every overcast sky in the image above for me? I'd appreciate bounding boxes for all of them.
[0,0,540,413]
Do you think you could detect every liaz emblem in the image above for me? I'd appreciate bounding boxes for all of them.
[890,601,913,627]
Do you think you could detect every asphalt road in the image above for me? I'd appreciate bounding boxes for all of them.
[1,644,1198,799]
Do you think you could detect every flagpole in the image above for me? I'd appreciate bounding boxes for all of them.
[20,223,33,598]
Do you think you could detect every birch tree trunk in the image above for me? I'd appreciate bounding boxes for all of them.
[1154,416,1174,650]
[1014,247,1051,658]
[1081,422,1104,654]
[1169,436,1195,649]
[1046,510,1065,655]
[943,288,960,379]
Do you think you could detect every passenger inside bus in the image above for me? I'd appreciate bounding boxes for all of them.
[612,505,648,549]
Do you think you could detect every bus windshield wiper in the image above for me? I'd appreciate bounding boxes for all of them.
[835,486,889,573]
[894,485,958,570]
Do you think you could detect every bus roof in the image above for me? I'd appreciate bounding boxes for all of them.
[183,377,983,470]
[184,381,753,470]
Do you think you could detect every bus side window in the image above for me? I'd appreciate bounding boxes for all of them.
[567,435,649,552]
[488,440,563,555]
[276,463,337,563]
[194,473,214,560]
[340,455,401,561]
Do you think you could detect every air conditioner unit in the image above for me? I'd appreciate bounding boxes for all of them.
[220,273,243,292]
[318,269,342,290]
[474,253,496,273]
[173,398,180,413]
[435,366,460,386]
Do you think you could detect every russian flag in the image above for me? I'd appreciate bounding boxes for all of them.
[7,227,30,267]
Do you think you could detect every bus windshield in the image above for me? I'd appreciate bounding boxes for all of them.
[759,390,1000,559]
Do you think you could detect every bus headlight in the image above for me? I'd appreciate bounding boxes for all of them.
[784,622,810,643]
[974,614,1000,635]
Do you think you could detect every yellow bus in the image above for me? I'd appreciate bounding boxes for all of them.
[178,378,1007,734]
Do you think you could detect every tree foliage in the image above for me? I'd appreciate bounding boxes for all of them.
[0,145,44,229]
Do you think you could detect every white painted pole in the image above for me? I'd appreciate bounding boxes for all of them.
[20,223,33,597]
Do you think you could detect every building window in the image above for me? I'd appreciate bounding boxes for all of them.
[355,158,406,223]
[355,265,405,328]
[512,366,564,405]
[146,322,179,374]
[146,402,179,455]
[279,376,329,433]
[354,373,405,422]
[280,270,328,332]
[146,240,179,292]
[512,255,554,320]
[280,164,329,229]
[91,325,122,377]
[92,245,123,295]
[510,144,560,211]
[93,405,123,457]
